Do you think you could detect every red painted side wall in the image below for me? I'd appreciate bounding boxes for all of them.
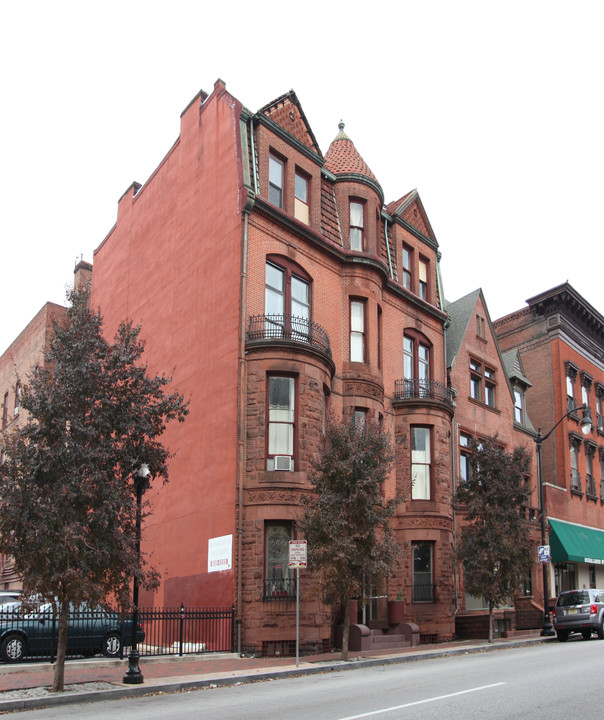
[92,83,245,608]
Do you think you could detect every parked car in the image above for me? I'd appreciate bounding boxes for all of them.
[552,589,604,641]
[0,591,22,606]
[0,601,144,662]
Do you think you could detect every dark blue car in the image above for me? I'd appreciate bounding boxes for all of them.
[0,601,144,662]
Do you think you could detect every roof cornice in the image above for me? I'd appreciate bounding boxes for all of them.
[252,197,448,325]
[527,283,604,338]
[330,172,384,204]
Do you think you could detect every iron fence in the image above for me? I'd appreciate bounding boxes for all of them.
[139,605,234,656]
[0,604,234,663]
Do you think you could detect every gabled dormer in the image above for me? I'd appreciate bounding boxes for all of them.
[249,91,324,232]
[501,349,534,430]
[386,190,443,310]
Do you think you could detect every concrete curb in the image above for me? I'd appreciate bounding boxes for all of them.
[0,636,555,713]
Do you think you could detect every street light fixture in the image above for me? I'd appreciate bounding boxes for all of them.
[123,463,150,684]
[535,404,592,636]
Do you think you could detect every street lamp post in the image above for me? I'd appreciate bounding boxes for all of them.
[535,404,592,636]
[123,463,149,684]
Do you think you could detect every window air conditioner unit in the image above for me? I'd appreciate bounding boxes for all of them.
[274,455,293,471]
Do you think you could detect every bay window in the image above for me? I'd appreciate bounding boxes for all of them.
[403,331,431,397]
[349,200,364,251]
[411,426,431,500]
[265,258,311,341]
[264,522,295,599]
[412,541,434,602]
[350,299,366,363]
[267,375,296,471]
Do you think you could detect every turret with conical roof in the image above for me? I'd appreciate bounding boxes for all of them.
[323,122,384,257]
[324,122,380,190]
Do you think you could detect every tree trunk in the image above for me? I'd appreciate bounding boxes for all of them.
[51,603,69,692]
[341,598,350,661]
[488,602,494,644]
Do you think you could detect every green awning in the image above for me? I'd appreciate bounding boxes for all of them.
[549,518,604,565]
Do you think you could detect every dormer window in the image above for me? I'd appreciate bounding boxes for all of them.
[349,200,364,251]
[402,245,412,290]
[269,154,284,208]
[514,388,525,424]
[419,257,428,301]
[294,171,309,224]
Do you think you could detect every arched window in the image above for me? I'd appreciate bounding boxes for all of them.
[403,330,432,398]
[265,255,311,341]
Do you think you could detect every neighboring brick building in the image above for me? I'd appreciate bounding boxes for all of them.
[446,289,542,637]
[91,80,459,652]
[0,261,92,588]
[494,283,604,601]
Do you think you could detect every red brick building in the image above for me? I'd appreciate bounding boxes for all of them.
[91,80,458,652]
[0,261,92,588]
[494,283,604,601]
[446,289,542,637]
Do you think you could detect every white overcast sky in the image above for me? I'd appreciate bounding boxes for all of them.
[2,1,603,355]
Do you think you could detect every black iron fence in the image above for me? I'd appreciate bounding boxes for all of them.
[0,604,235,663]
[139,605,234,656]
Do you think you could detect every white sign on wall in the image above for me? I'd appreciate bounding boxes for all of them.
[208,534,233,573]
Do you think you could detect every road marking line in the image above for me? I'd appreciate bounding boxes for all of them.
[336,682,507,720]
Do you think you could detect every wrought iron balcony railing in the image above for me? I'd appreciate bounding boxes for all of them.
[394,379,454,406]
[247,314,331,356]
[263,578,297,601]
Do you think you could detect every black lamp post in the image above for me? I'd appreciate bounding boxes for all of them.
[535,404,592,636]
[123,463,149,684]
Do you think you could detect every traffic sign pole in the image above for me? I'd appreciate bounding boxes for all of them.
[289,540,307,668]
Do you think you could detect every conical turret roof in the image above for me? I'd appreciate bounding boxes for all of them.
[324,122,379,185]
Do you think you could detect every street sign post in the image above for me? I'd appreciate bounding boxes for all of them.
[289,540,307,667]
[538,545,551,563]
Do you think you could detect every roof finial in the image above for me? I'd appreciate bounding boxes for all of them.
[338,120,345,131]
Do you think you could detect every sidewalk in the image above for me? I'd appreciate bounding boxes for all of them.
[0,633,553,713]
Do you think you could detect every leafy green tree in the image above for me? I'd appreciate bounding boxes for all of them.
[455,436,534,642]
[0,289,188,691]
[300,418,400,660]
